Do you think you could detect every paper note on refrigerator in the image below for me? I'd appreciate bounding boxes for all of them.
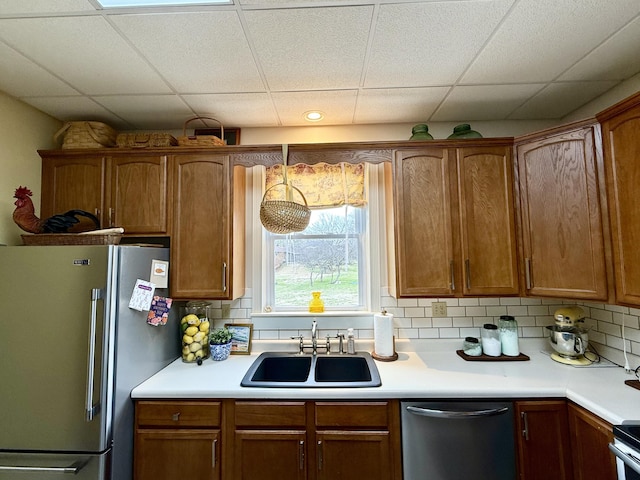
[129,279,156,311]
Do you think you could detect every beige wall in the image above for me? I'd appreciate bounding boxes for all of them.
[0,91,61,245]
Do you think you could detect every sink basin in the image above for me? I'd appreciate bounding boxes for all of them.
[241,352,381,388]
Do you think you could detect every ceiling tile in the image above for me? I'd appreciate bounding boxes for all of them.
[431,84,545,121]
[111,11,265,93]
[364,0,514,88]
[243,6,373,91]
[271,90,358,126]
[355,87,449,124]
[509,81,619,120]
[0,16,172,95]
[182,93,279,127]
[462,0,640,84]
[92,95,194,129]
[22,96,127,128]
[559,16,640,82]
[0,42,80,97]
[0,0,95,14]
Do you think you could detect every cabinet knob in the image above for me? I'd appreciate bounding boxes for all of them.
[172,412,180,421]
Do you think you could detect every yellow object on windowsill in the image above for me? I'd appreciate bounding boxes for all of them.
[309,292,325,313]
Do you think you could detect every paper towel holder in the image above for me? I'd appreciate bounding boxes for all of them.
[372,309,398,362]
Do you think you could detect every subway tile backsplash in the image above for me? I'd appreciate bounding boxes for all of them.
[207,290,640,362]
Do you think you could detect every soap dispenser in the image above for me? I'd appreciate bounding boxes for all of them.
[347,328,356,354]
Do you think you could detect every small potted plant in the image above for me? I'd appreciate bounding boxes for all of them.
[209,327,233,361]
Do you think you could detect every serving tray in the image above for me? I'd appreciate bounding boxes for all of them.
[456,350,530,362]
[625,380,640,391]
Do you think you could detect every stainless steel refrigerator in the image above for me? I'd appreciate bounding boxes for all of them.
[0,245,179,480]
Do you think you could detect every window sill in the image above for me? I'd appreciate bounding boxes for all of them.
[251,311,373,318]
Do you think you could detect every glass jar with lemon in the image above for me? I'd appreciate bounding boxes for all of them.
[180,301,211,363]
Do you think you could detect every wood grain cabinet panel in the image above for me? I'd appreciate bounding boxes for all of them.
[598,92,640,306]
[515,121,609,300]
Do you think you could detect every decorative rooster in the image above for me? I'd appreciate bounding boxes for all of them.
[13,186,100,234]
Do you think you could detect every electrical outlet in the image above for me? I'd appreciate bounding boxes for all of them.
[432,301,448,317]
[221,304,231,318]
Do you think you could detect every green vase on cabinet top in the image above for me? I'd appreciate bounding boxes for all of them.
[409,124,433,140]
[448,124,483,139]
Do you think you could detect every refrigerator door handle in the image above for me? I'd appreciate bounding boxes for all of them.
[86,288,103,422]
[0,459,89,474]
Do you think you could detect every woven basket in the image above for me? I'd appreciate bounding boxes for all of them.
[260,183,311,234]
[116,132,177,148]
[21,233,122,246]
[54,121,117,149]
[177,116,226,147]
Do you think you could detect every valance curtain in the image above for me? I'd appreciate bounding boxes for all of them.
[264,162,367,208]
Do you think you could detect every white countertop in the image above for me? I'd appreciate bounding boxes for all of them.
[132,339,640,425]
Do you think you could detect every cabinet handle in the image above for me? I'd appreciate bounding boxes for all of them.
[317,440,323,471]
[521,411,529,440]
[108,208,114,227]
[94,208,100,219]
[465,259,471,290]
[525,258,532,290]
[212,439,217,468]
[171,412,180,421]
[222,262,227,292]
[299,440,305,471]
[449,260,455,291]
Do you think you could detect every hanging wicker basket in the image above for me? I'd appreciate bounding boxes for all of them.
[260,183,311,234]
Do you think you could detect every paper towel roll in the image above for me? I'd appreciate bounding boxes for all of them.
[374,313,394,357]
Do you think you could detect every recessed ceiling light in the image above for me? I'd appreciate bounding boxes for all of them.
[97,0,231,8]
[304,111,324,122]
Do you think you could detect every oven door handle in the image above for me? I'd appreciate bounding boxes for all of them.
[609,443,640,475]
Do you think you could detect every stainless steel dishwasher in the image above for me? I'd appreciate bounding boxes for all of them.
[401,400,516,480]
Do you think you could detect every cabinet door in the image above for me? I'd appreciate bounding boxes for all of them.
[172,154,229,299]
[599,100,640,305]
[515,400,573,480]
[458,146,519,295]
[568,402,617,480]
[233,430,306,480]
[516,123,608,300]
[394,148,456,296]
[135,429,220,480]
[109,155,168,233]
[315,431,391,480]
[40,155,105,231]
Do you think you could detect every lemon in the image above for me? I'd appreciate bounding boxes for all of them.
[195,349,204,358]
[199,320,210,333]
[193,331,206,343]
[182,334,194,345]
[182,345,190,355]
[184,326,199,337]
[189,342,202,353]
[182,314,200,325]
[186,352,195,362]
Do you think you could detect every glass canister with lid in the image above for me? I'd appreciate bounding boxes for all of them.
[481,323,501,356]
[180,301,211,363]
[498,315,520,356]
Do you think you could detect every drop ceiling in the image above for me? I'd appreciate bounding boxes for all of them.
[1,0,639,131]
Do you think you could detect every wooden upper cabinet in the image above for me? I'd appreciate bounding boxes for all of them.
[109,155,169,233]
[457,146,519,296]
[41,155,106,231]
[40,151,169,234]
[515,121,609,300]
[393,147,455,297]
[171,154,245,300]
[598,92,640,306]
[392,142,518,297]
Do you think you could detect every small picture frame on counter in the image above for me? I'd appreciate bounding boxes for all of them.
[225,323,253,354]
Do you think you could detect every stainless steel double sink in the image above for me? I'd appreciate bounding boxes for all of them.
[241,351,381,388]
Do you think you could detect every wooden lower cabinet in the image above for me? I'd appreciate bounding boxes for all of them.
[515,400,573,480]
[134,400,222,480]
[568,401,617,480]
[315,431,391,480]
[233,430,307,480]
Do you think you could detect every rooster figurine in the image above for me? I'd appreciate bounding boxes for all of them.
[13,186,100,234]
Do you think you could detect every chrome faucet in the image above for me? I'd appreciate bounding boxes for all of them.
[311,319,318,353]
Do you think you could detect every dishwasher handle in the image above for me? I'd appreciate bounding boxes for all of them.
[406,405,509,419]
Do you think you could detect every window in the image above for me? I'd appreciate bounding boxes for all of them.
[251,162,388,315]
[265,205,367,311]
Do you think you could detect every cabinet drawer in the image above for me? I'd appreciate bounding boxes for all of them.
[136,400,221,427]
[235,401,307,427]
[315,402,389,428]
